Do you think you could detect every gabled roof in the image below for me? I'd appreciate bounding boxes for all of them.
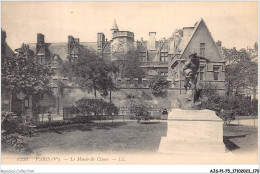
[27,42,98,60]
[178,18,222,59]
[4,44,15,58]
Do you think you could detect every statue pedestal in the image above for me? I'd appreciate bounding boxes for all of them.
[158,109,226,154]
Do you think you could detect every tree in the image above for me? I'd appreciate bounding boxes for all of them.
[112,49,145,80]
[129,104,150,123]
[1,56,54,112]
[149,75,170,97]
[223,47,257,97]
[60,49,117,98]
[225,59,257,96]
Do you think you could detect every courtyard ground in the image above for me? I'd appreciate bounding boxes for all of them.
[18,121,258,156]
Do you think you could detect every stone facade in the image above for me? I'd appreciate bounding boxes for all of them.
[169,19,225,95]
[97,20,170,78]
[1,29,15,112]
[24,19,224,89]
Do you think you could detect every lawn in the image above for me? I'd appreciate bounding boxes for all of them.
[4,121,258,156]
[223,124,258,154]
[23,121,167,155]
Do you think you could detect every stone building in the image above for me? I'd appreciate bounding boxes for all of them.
[1,29,15,112]
[98,20,170,78]
[24,18,225,93]
[168,19,225,95]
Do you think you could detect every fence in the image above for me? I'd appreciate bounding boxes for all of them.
[63,107,79,120]
[62,106,170,122]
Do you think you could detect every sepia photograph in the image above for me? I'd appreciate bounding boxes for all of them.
[1,1,259,173]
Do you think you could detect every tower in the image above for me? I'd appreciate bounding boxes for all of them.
[110,19,119,40]
[97,33,106,53]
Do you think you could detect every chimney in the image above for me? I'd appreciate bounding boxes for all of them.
[168,37,174,53]
[1,29,6,44]
[97,33,105,50]
[68,35,74,43]
[148,32,156,51]
[37,33,45,44]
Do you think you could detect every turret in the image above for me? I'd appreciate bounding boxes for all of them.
[111,19,119,39]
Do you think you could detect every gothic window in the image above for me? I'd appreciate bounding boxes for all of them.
[139,52,146,62]
[213,65,221,81]
[200,43,206,57]
[198,66,205,81]
[160,52,168,62]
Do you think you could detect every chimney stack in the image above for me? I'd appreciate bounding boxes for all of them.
[1,29,6,44]
[37,33,45,44]
[97,33,105,51]
[148,32,156,51]
[68,35,74,43]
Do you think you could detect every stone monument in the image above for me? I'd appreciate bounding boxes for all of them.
[158,52,226,154]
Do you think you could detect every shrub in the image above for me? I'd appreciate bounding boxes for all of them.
[129,104,150,121]
[1,112,29,135]
[202,93,258,119]
[75,97,119,117]
[149,75,170,97]
[104,102,119,116]
[1,133,31,153]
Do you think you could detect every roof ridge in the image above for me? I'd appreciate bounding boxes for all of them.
[178,18,222,59]
[178,18,202,58]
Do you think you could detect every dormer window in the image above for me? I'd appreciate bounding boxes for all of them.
[160,52,168,62]
[139,52,146,62]
[38,54,45,64]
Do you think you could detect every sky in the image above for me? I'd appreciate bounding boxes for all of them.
[1,1,258,50]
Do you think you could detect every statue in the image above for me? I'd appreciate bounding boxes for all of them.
[178,52,210,109]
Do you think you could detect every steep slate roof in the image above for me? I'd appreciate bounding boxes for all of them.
[81,42,98,51]
[4,44,15,58]
[178,18,222,59]
[27,42,98,61]
[102,42,111,53]
[136,41,147,52]
[111,19,119,30]
[135,39,169,62]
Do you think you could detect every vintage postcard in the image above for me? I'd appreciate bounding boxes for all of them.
[1,1,259,173]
